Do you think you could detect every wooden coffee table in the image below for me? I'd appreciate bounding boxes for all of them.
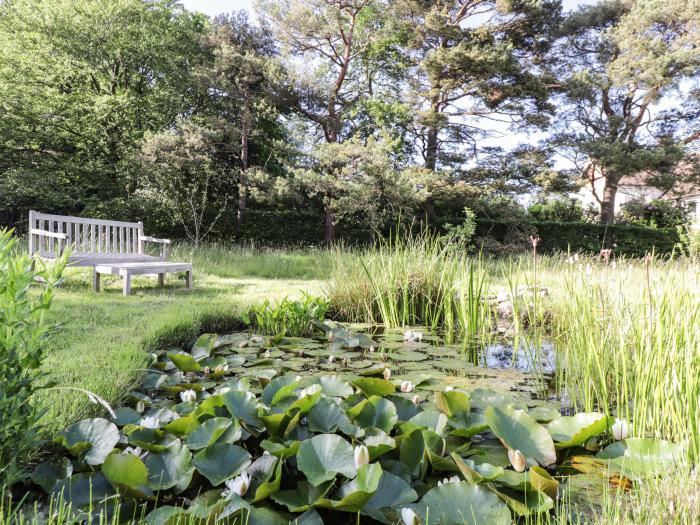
[93,262,193,296]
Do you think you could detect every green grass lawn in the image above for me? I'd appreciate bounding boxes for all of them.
[35,245,329,434]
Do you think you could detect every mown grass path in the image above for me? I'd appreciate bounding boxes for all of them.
[36,249,328,434]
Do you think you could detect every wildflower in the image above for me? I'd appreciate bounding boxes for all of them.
[136,400,145,413]
[222,472,250,499]
[400,381,415,393]
[529,235,540,248]
[354,445,370,468]
[383,368,391,381]
[401,508,420,525]
[140,416,159,429]
[412,394,420,405]
[180,389,197,403]
[611,418,629,441]
[437,475,460,486]
[263,349,271,358]
[600,248,612,263]
[508,448,526,472]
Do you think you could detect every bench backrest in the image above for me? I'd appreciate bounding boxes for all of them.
[28,210,144,257]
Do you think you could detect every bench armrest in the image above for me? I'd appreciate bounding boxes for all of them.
[29,228,68,240]
[139,235,171,245]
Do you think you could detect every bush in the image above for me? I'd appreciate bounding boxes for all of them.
[527,198,584,222]
[242,293,329,337]
[440,207,477,248]
[619,198,688,229]
[0,230,65,487]
[473,220,679,257]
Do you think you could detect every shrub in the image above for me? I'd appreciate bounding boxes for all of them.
[527,198,584,222]
[440,207,477,248]
[242,293,329,336]
[0,229,65,487]
[619,198,688,229]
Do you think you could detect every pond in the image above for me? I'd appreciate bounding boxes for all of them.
[27,321,683,524]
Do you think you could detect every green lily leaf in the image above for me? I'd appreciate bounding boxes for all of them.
[363,471,419,524]
[52,472,115,509]
[434,390,470,422]
[352,377,395,397]
[297,434,356,486]
[247,454,283,502]
[192,443,251,486]
[316,463,383,512]
[271,480,334,512]
[222,390,265,436]
[315,375,354,398]
[547,413,613,448]
[167,351,201,373]
[263,375,301,406]
[293,509,325,525]
[144,505,184,525]
[529,466,559,500]
[363,427,396,460]
[57,418,120,466]
[408,481,511,525]
[308,397,352,433]
[451,453,504,484]
[102,453,153,498]
[485,405,556,467]
[144,440,194,492]
[597,438,684,479]
[186,417,239,450]
[192,333,217,361]
[528,405,562,423]
[164,416,198,437]
[347,396,398,434]
[32,458,73,493]
[407,411,448,436]
[448,412,489,438]
[260,439,300,459]
[495,486,554,516]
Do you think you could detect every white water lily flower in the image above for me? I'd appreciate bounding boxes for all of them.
[263,350,271,358]
[444,386,454,392]
[508,448,526,473]
[612,418,629,441]
[400,381,415,393]
[222,471,250,499]
[401,508,420,525]
[437,475,460,486]
[383,368,392,381]
[412,394,420,405]
[136,401,145,413]
[215,364,229,374]
[369,345,375,352]
[354,445,370,468]
[203,366,211,375]
[328,355,335,363]
[140,416,159,429]
[179,389,197,403]
[403,330,423,343]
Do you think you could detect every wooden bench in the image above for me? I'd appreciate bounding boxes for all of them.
[28,210,170,266]
[93,262,193,296]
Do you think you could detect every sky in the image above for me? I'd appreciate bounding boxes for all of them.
[180,0,595,18]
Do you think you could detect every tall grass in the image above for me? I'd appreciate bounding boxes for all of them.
[551,258,700,458]
[326,233,491,339]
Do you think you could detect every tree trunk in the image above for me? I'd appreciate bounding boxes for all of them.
[236,119,249,235]
[324,204,335,245]
[600,181,618,224]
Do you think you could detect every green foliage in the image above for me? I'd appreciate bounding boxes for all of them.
[528,199,585,223]
[242,293,329,337]
[441,207,477,248]
[0,230,65,486]
[25,324,684,523]
[619,198,688,229]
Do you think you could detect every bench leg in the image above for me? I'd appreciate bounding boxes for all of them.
[186,270,193,289]
[158,273,165,287]
[93,269,101,292]
[123,273,131,296]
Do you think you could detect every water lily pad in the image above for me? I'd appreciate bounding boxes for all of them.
[102,452,153,497]
[167,351,201,373]
[390,351,429,362]
[308,397,352,433]
[272,480,334,512]
[297,434,356,485]
[363,427,396,460]
[317,463,383,512]
[485,405,556,467]
[315,375,354,398]
[353,377,395,397]
[145,440,194,491]
[52,472,115,508]
[348,396,398,434]
[32,457,73,492]
[186,417,239,450]
[57,418,120,466]
[363,471,418,523]
[191,333,217,361]
[408,481,511,525]
[221,390,264,435]
[547,413,613,448]
[192,443,251,486]
[596,438,684,478]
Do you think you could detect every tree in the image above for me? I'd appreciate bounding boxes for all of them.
[548,0,699,223]
[293,135,417,237]
[139,119,229,245]
[196,13,288,234]
[257,0,401,242]
[390,0,560,180]
[0,0,205,224]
